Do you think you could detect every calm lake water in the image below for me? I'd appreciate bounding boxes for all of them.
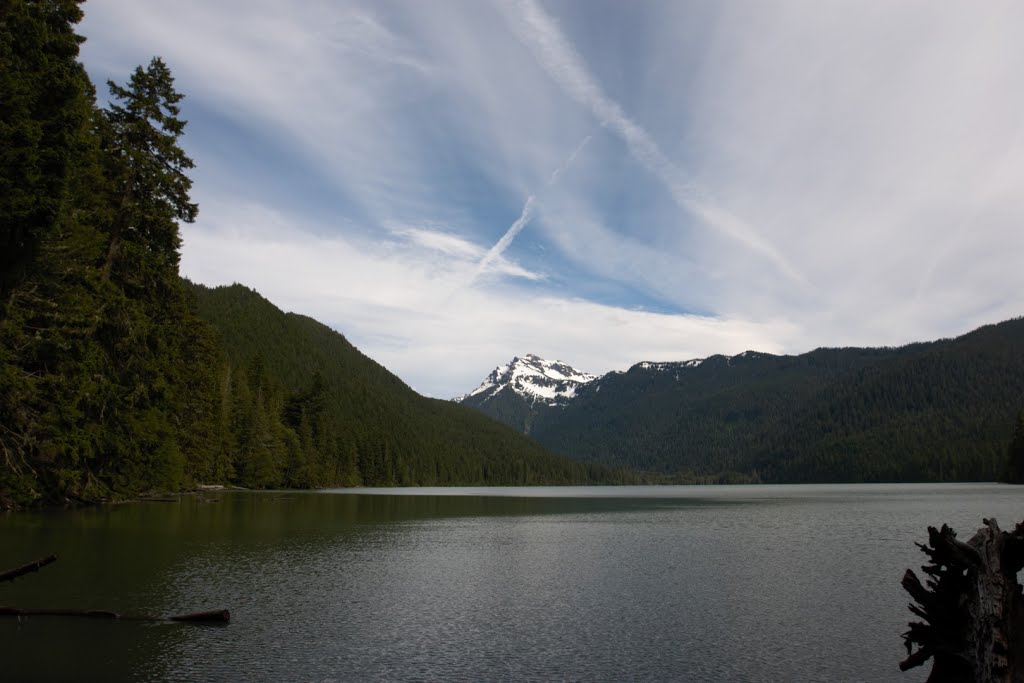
[2,484,1023,682]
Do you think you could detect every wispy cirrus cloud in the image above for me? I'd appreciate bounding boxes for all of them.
[670,0,1024,340]
[498,0,806,285]
[77,0,1024,396]
[388,223,544,282]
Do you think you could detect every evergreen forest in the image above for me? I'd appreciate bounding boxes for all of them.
[513,320,1024,483]
[0,1,621,508]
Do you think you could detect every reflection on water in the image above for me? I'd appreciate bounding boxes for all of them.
[2,484,1022,682]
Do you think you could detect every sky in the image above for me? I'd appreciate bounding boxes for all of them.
[78,0,1024,398]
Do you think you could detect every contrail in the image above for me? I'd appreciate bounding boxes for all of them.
[550,135,591,185]
[501,0,806,286]
[471,196,536,282]
[468,134,591,285]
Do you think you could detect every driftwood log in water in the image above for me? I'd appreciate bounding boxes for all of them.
[0,553,228,624]
[0,606,230,623]
[0,554,58,583]
[169,609,231,623]
[901,518,1024,682]
[0,607,119,619]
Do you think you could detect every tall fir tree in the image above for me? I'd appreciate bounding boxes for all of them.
[0,0,91,304]
[1002,412,1024,484]
[99,57,196,285]
[0,0,105,503]
[81,57,209,497]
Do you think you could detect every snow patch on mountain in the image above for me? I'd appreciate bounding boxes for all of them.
[456,354,596,406]
[638,359,704,371]
[456,350,776,406]
[633,351,770,372]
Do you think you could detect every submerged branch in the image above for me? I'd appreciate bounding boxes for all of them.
[0,554,58,584]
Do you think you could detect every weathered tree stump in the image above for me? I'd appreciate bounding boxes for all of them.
[901,518,1024,681]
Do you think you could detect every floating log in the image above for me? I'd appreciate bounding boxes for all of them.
[169,609,231,623]
[0,553,227,625]
[0,606,230,624]
[0,607,118,619]
[0,554,58,583]
[901,517,1024,681]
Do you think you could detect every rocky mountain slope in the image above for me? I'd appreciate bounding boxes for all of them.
[455,354,595,435]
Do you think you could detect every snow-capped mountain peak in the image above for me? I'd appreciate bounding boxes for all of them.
[457,354,596,405]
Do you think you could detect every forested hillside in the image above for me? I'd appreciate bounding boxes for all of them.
[519,320,1024,482]
[0,2,618,508]
[187,282,619,491]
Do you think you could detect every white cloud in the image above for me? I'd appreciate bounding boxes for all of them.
[387,223,544,282]
[80,0,1024,397]
[671,0,1024,340]
[181,202,799,397]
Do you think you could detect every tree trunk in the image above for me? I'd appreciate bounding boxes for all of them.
[101,178,134,282]
[901,518,1024,681]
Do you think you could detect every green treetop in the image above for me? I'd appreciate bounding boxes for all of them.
[100,57,197,284]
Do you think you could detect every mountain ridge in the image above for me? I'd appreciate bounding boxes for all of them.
[456,318,1024,482]
[457,349,777,409]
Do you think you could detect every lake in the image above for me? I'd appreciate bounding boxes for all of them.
[2,484,1022,681]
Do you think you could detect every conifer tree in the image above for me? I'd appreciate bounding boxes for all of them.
[84,57,213,497]
[1002,412,1024,484]
[0,0,91,303]
[99,56,197,285]
[0,0,103,505]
